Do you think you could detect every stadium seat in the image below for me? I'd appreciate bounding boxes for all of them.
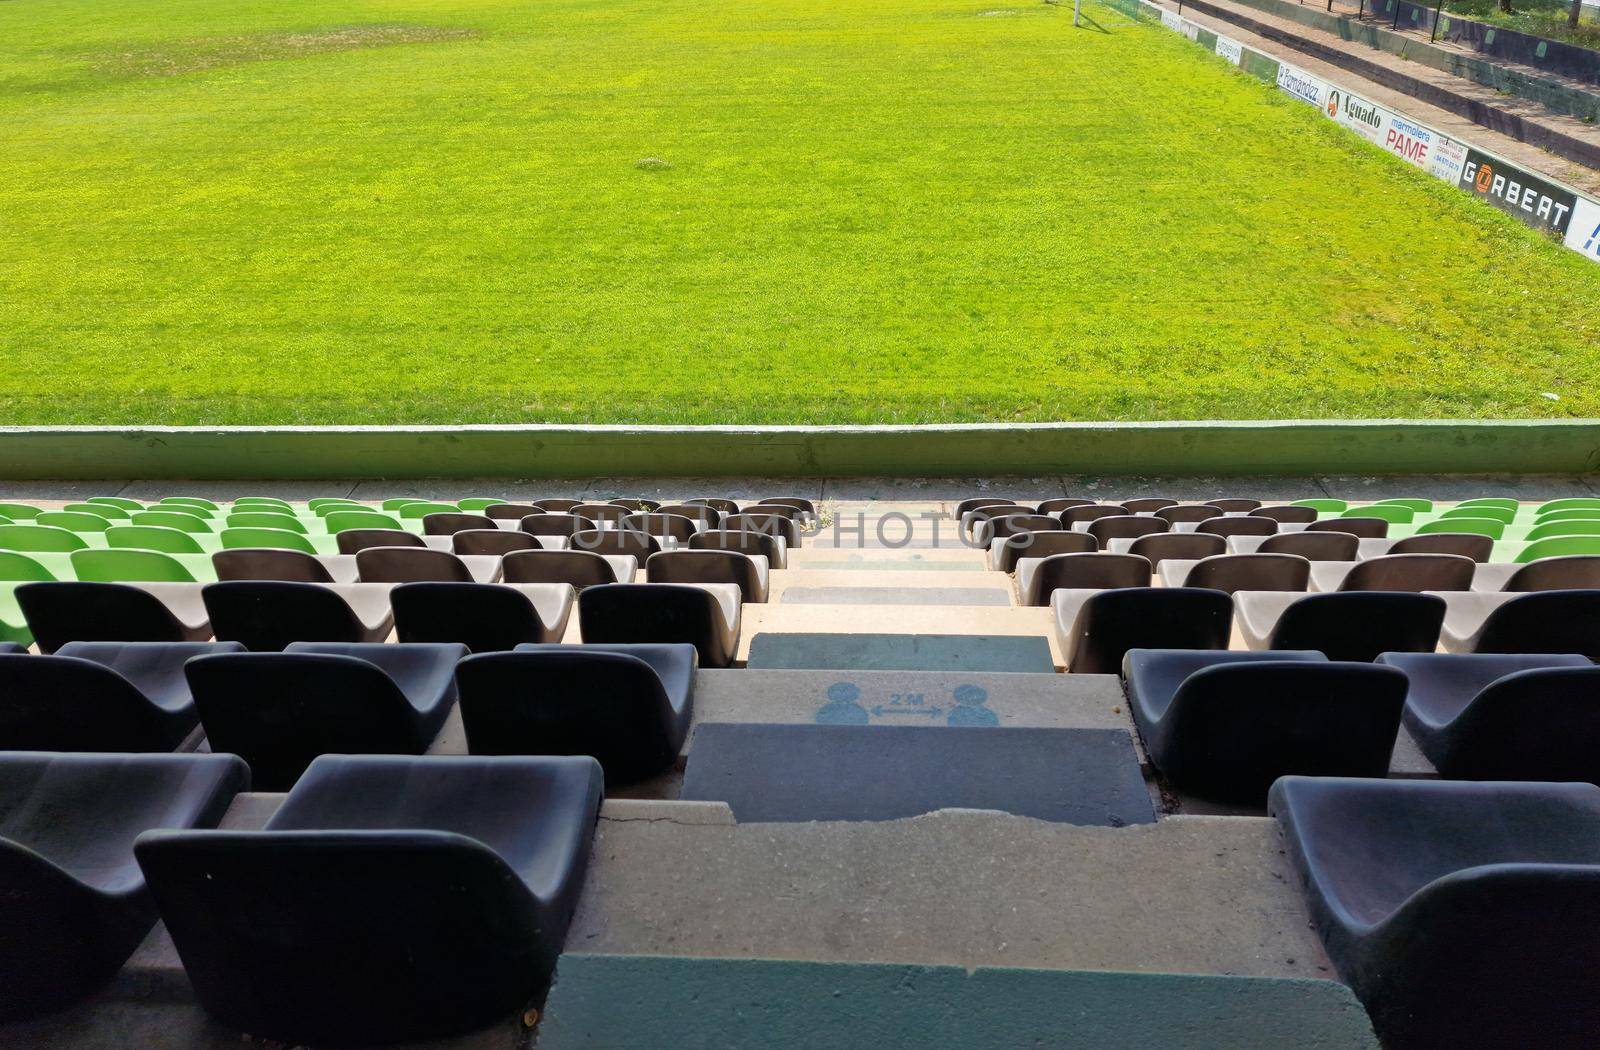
[307,499,365,514]
[71,548,198,583]
[1292,498,1347,513]
[990,530,1096,573]
[1123,650,1405,802]
[212,548,335,583]
[609,497,663,512]
[1156,505,1222,525]
[0,641,243,751]
[1120,497,1178,514]
[452,529,539,556]
[1086,515,1167,544]
[690,527,787,569]
[1196,515,1276,539]
[87,497,145,513]
[986,513,1064,541]
[955,497,1016,519]
[185,642,466,788]
[1527,519,1600,542]
[520,513,589,538]
[724,512,802,547]
[1060,504,1126,527]
[962,505,1034,540]
[483,502,543,521]
[1174,553,1311,594]
[1257,531,1360,560]
[1414,518,1503,540]
[200,581,393,651]
[1121,531,1224,568]
[0,643,25,654]
[1534,507,1600,524]
[1251,505,1319,524]
[1034,497,1095,515]
[35,511,112,533]
[1453,497,1519,513]
[1537,498,1600,515]
[105,525,206,554]
[1502,555,1600,591]
[458,643,694,782]
[1438,505,1516,525]
[130,511,212,533]
[685,497,741,516]
[1386,533,1494,561]
[622,512,699,543]
[396,502,459,520]
[1018,552,1150,606]
[1515,536,1600,562]
[322,510,404,533]
[455,498,505,512]
[1342,505,1413,525]
[571,527,660,559]
[573,502,631,524]
[157,498,220,514]
[503,549,633,589]
[531,498,584,513]
[1325,554,1477,592]
[0,504,42,521]
[0,550,54,582]
[334,527,425,554]
[1373,498,1432,513]
[422,512,496,536]
[231,497,293,511]
[1054,587,1233,674]
[135,753,602,1044]
[17,581,211,653]
[223,512,307,533]
[579,582,740,668]
[757,497,815,517]
[390,582,574,652]
[355,547,487,584]
[646,550,768,603]
[0,751,247,1020]
[656,503,721,527]
[218,526,318,554]
[1236,592,1445,662]
[0,524,88,552]
[1269,776,1600,1049]
[1306,517,1388,538]
[1378,652,1599,780]
[1444,589,1600,659]
[1205,498,1262,513]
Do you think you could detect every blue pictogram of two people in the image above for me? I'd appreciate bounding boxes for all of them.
[815,681,998,726]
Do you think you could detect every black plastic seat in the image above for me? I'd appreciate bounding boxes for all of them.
[646,550,768,603]
[655,503,721,528]
[1205,498,1262,513]
[531,498,584,513]
[453,529,539,556]
[1258,531,1360,561]
[1086,515,1168,545]
[1336,553,1476,592]
[1251,505,1319,524]
[723,512,802,547]
[579,582,740,668]
[391,582,574,653]
[571,526,661,559]
[458,643,695,783]
[1471,590,1600,658]
[185,642,466,789]
[1120,497,1177,514]
[1196,515,1276,539]
[1262,592,1445,662]
[17,581,211,654]
[955,497,1016,519]
[1019,552,1150,606]
[1503,556,1600,591]
[691,527,786,569]
[986,513,1063,541]
[1182,553,1310,595]
[685,497,741,516]
[989,529,1096,573]
[334,528,425,555]
[1388,533,1495,562]
[356,546,480,583]
[1269,776,1600,1049]
[503,548,627,589]
[962,504,1033,540]
[482,502,543,521]
[0,751,247,1020]
[1306,517,1388,538]
[134,753,604,1046]
[1055,587,1233,674]
[202,581,392,651]
[0,643,22,654]
[756,497,815,517]
[1125,531,1224,568]
[519,513,588,538]
[421,512,496,536]
[213,548,334,583]
[1378,652,1599,780]
[571,502,630,524]
[1059,504,1127,526]
[609,497,663,512]
[0,641,244,751]
[621,512,698,543]
[1034,497,1094,515]
[1123,650,1405,803]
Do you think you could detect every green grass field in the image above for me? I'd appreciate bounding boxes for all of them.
[3,0,1599,425]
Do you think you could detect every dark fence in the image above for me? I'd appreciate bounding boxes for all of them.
[1363,0,1600,83]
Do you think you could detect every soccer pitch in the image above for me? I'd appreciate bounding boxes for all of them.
[3,0,1599,426]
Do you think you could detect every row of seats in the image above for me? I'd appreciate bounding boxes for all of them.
[1122,648,1600,801]
[0,750,603,1045]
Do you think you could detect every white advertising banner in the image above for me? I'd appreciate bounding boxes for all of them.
[1323,88,1390,146]
[1564,197,1600,264]
[1275,64,1326,108]
[1160,9,1184,30]
[1215,37,1243,64]
[1426,133,1469,184]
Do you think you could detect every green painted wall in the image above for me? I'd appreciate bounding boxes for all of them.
[1,422,1596,478]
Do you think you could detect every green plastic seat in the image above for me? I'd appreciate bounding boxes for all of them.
[1414,517,1504,539]
[322,510,404,532]
[456,497,506,512]
[63,502,131,520]
[0,516,11,526]
[0,586,32,648]
[1533,507,1600,524]
[0,503,43,521]
[104,525,208,554]
[225,512,308,534]
[35,511,114,533]
[1525,519,1600,542]
[1439,505,1516,525]
[1291,499,1346,512]
[87,496,145,512]
[1374,498,1433,513]
[232,497,294,510]
[1455,498,1519,512]
[70,548,197,583]
[397,501,459,519]
[381,498,429,511]
[158,497,222,513]
[1342,505,1414,524]
[1515,536,1600,563]
[219,527,318,554]
[130,510,214,533]
[308,498,365,511]
[0,524,89,553]
[0,551,57,582]
[1537,498,1600,515]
